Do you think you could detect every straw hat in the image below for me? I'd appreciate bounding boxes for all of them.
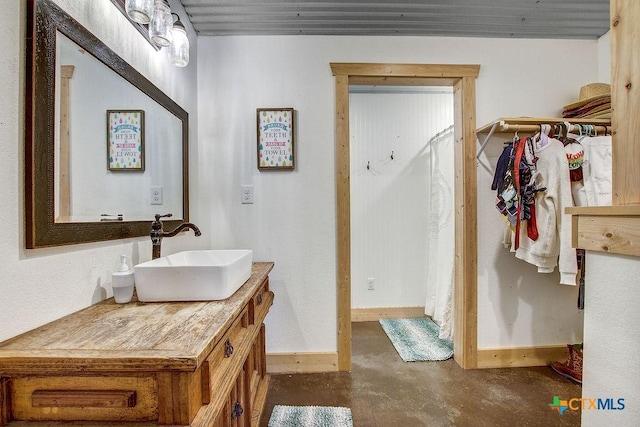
[563,83,611,110]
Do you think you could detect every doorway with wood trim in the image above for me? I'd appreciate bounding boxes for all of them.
[331,63,480,371]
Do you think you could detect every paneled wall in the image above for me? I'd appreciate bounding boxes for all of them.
[350,89,453,309]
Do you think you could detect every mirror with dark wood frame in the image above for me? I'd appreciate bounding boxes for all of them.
[26,0,189,248]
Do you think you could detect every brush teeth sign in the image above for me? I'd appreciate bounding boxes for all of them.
[108,110,144,171]
[257,109,294,170]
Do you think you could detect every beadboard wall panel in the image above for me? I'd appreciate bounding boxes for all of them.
[350,90,454,309]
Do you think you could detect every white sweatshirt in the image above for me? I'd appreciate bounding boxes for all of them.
[571,134,613,207]
[514,137,577,286]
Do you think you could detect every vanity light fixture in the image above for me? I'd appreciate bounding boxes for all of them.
[122,0,190,67]
[125,0,153,24]
[149,0,173,47]
[169,13,190,67]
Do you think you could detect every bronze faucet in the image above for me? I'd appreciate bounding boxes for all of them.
[150,213,202,259]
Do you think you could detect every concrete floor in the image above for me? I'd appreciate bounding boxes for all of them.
[262,322,581,426]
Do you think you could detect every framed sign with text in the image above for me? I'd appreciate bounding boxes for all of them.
[107,110,145,171]
[257,108,295,170]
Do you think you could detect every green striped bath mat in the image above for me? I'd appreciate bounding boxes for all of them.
[379,317,453,362]
[268,405,353,427]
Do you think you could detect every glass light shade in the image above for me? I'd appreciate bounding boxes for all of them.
[169,22,190,67]
[125,0,153,24]
[149,0,173,47]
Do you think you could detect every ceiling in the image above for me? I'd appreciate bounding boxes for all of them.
[179,0,610,39]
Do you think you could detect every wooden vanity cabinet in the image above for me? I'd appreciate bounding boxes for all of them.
[0,263,274,427]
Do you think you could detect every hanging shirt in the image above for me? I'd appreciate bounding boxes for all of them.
[495,144,519,225]
[492,143,513,196]
[513,137,577,286]
[575,134,612,206]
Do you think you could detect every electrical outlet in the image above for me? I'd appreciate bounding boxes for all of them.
[367,278,375,290]
[241,185,254,204]
[150,186,163,205]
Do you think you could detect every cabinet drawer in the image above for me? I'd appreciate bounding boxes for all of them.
[201,307,249,405]
[11,375,157,422]
[250,278,270,325]
[212,365,249,427]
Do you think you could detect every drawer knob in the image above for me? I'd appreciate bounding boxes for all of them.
[257,293,263,305]
[225,338,234,358]
[231,401,243,419]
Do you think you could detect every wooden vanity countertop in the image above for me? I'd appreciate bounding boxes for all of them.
[0,262,274,374]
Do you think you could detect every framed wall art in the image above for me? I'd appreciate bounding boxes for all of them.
[107,110,145,171]
[257,108,295,170]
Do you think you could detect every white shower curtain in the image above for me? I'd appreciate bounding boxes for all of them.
[424,130,455,340]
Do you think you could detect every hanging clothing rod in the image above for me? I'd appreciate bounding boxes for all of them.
[500,122,610,135]
[476,120,610,159]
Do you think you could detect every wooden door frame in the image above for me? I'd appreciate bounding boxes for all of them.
[330,63,480,370]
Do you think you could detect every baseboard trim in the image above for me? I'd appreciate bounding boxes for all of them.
[477,345,569,369]
[266,352,339,374]
[267,346,568,372]
[351,306,425,322]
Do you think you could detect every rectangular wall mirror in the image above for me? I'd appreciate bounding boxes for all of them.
[26,0,189,248]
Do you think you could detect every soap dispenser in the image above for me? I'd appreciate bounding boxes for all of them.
[112,255,135,303]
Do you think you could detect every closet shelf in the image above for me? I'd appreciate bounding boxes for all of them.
[475,117,612,158]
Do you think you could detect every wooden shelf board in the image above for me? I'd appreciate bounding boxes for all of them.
[567,205,640,216]
[570,206,640,257]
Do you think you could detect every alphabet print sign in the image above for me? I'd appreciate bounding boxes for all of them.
[257,108,294,170]
[107,110,145,171]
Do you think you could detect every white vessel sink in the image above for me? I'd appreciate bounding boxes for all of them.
[134,250,253,302]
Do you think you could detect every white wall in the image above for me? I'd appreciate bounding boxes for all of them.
[597,31,611,83]
[581,253,640,426]
[0,0,200,343]
[350,90,454,309]
[197,35,599,353]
